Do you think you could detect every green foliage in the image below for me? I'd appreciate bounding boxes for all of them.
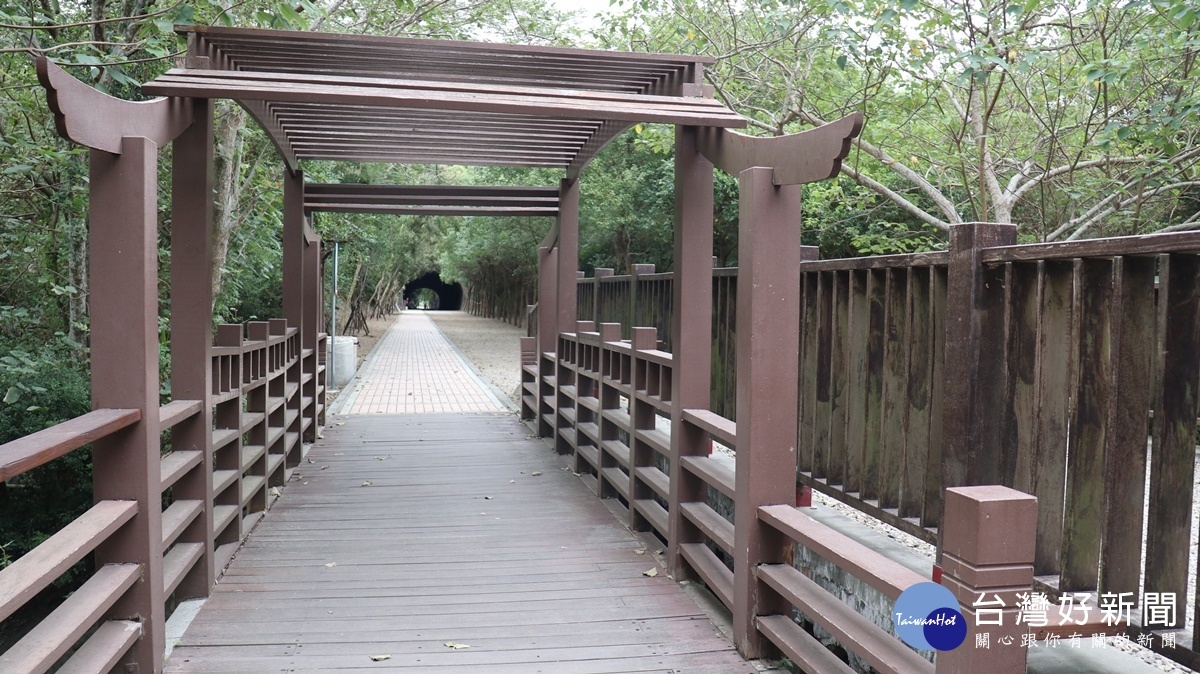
[0,346,91,577]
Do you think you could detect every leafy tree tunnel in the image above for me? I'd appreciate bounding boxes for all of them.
[403,272,463,310]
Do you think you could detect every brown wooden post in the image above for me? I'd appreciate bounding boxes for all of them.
[667,125,715,577]
[536,245,558,437]
[89,136,166,672]
[731,167,803,657]
[593,267,613,325]
[937,485,1037,674]
[941,223,1016,492]
[170,97,216,597]
[630,263,654,339]
[628,326,660,531]
[557,178,580,336]
[304,221,322,441]
[282,169,305,335]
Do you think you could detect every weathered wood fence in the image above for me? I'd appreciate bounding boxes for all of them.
[526,225,1200,670]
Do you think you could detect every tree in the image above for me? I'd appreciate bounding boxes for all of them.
[604,0,1200,241]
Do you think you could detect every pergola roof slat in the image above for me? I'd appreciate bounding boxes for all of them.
[304,184,561,217]
[147,26,745,169]
[157,68,732,110]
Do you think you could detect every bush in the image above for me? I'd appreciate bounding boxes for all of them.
[0,348,92,577]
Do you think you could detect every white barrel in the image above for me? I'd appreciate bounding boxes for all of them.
[329,336,358,388]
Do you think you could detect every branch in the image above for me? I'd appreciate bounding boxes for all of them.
[1157,210,1200,232]
[1064,180,1200,240]
[795,107,962,224]
[1010,155,1149,202]
[838,163,951,231]
[0,1,181,30]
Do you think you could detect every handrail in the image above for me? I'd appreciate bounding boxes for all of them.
[980,229,1200,263]
[0,500,137,622]
[0,408,141,482]
[758,504,924,601]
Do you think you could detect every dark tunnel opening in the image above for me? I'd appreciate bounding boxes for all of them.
[402,272,463,311]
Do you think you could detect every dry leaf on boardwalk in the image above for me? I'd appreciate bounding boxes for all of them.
[531,471,543,476]
[369,655,390,661]
[325,562,337,568]
[361,481,372,487]
[444,642,471,650]
[643,567,659,577]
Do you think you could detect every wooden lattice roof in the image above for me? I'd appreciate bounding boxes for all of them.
[142,26,746,173]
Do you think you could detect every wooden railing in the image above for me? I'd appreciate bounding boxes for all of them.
[522,321,1039,672]
[549,225,1200,670]
[576,265,736,418]
[0,320,325,673]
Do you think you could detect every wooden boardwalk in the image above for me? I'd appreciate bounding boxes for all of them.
[165,412,757,672]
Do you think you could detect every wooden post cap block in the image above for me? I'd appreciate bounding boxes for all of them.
[936,485,1037,674]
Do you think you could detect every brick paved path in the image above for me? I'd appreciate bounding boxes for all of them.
[338,311,507,414]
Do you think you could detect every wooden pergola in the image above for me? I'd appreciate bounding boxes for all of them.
[28,25,865,672]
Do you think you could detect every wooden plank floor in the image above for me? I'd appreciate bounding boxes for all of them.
[166,413,758,673]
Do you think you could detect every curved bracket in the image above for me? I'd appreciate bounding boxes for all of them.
[696,112,863,185]
[37,57,194,154]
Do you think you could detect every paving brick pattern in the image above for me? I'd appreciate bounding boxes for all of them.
[340,311,505,414]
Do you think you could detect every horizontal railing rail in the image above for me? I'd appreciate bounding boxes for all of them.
[0,318,325,673]
[0,409,141,482]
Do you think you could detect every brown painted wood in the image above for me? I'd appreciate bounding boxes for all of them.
[812,272,834,481]
[899,267,930,520]
[799,271,820,475]
[1005,262,1039,499]
[843,269,869,495]
[1146,254,1200,628]
[923,266,947,528]
[1032,261,1073,575]
[829,271,851,489]
[0,408,140,482]
[980,229,1200,263]
[0,501,137,623]
[878,268,907,511]
[1100,256,1155,596]
[165,413,754,672]
[1060,258,1113,591]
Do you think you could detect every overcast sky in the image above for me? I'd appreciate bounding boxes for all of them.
[547,0,618,27]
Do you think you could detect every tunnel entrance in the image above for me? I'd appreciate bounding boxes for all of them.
[403,272,463,311]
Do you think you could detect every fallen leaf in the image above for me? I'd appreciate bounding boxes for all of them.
[334,452,345,456]
[531,471,543,476]
[643,567,659,577]
[317,434,325,439]
[444,642,471,650]
[635,549,646,555]
[369,655,391,661]
[269,487,282,498]
[374,455,390,460]
[320,465,329,470]
[361,481,373,487]
[483,496,492,500]
[509,480,515,484]
[307,458,316,464]
[336,422,345,426]
[325,562,337,568]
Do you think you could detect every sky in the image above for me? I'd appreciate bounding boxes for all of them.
[547,0,619,29]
